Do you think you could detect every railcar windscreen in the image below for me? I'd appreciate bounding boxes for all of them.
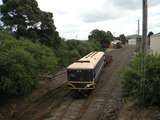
[67,69,93,81]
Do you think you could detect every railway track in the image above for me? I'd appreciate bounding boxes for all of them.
[80,45,133,120]
[11,84,71,120]
[5,45,135,120]
[47,69,66,80]
[8,70,69,120]
[42,45,135,120]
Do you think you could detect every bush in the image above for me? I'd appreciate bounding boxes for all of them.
[55,39,102,67]
[54,40,80,67]
[122,54,160,106]
[0,32,57,96]
[0,32,102,98]
[77,40,102,56]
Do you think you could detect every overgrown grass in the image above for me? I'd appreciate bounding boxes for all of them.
[122,54,160,106]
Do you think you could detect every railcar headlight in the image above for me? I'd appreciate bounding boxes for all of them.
[86,83,93,88]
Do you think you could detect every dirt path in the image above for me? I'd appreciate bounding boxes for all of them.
[77,45,135,120]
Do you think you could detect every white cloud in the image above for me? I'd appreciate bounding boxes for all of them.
[27,0,160,39]
[1,0,159,39]
[79,4,129,23]
[0,0,159,39]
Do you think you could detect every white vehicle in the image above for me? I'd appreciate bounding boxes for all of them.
[111,40,122,48]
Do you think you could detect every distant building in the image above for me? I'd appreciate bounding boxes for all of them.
[127,34,142,52]
[150,33,160,54]
[127,34,141,45]
[128,39,137,45]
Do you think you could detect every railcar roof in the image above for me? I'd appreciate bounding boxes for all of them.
[67,51,104,69]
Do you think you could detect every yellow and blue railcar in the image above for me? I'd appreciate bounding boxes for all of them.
[67,51,106,90]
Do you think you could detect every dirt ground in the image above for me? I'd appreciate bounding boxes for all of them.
[118,101,160,120]
[0,45,159,120]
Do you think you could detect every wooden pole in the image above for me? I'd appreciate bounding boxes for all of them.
[141,0,148,104]
[138,19,140,36]
[142,0,148,55]
[137,19,140,52]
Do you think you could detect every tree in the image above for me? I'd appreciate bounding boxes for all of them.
[106,31,113,41]
[148,31,154,37]
[147,31,154,48]
[0,0,60,48]
[119,34,128,44]
[0,31,58,96]
[88,29,113,48]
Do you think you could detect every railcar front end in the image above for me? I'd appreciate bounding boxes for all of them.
[67,69,96,90]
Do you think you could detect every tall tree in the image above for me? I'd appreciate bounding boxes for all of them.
[148,31,154,37]
[88,29,113,48]
[0,0,60,47]
[106,31,113,41]
[119,34,127,44]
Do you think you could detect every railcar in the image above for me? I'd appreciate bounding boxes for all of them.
[67,51,106,90]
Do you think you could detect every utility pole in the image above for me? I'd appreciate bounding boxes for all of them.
[138,19,140,36]
[137,19,140,52]
[142,0,148,55]
[141,0,148,104]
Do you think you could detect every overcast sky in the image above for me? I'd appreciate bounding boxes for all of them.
[1,0,160,39]
[36,0,160,40]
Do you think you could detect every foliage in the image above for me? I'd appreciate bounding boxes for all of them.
[106,31,113,42]
[0,0,108,101]
[88,29,113,48]
[55,39,102,67]
[0,0,61,48]
[148,31,154,37]
[0,31,102,98]
[0,32,57,96]
[122,54,160,106]
[119,34,128,44]
[0,0,106,99]
[78,40,102,55]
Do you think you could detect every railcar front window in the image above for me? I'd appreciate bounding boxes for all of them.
[68,70,93,81]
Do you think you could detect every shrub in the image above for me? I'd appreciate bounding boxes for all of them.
[55,39,102,67]
[122,54,160,106]
[0,32,57,96]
